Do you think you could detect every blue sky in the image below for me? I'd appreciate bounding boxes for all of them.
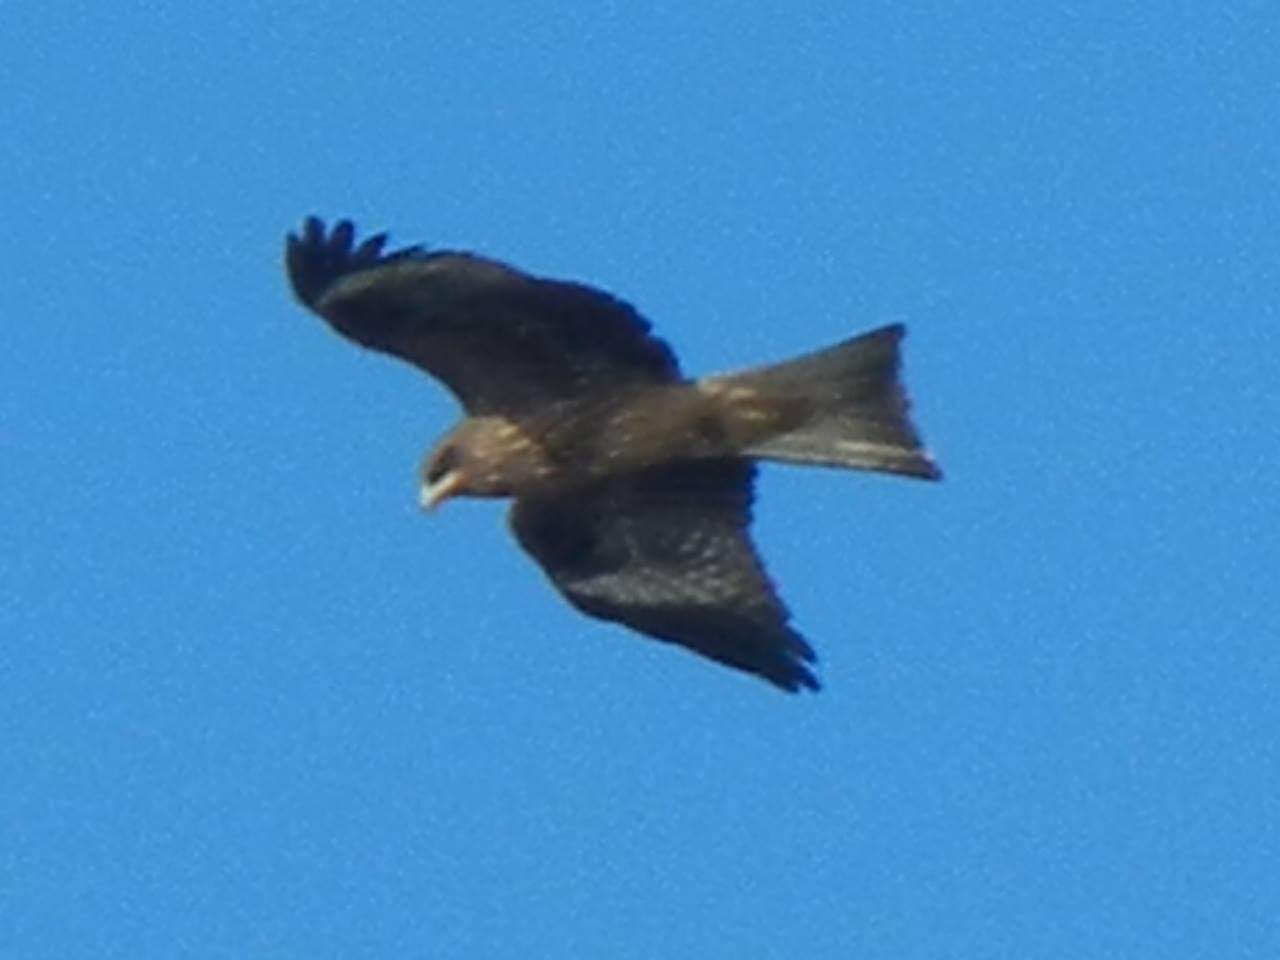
[3,2,1278,957]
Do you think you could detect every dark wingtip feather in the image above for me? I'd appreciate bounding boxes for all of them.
[796,671,822,693]
[773,634,821,693]
[285,216,423,310]
[777,665,822,694]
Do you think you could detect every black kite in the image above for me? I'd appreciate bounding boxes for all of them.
[286,217,941,692]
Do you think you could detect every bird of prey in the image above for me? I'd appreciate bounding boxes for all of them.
[286,217,940,692]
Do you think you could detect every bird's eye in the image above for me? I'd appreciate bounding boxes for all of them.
[426,446,459,483]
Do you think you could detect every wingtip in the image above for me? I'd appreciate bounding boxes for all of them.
[769,633,822,693]
[771,665,821,694]
[285,215,352,308]
[789,670,823,694]
[284,216,425,310]
[909,453,944,482]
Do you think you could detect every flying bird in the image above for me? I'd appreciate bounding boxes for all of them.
[286,217,941,692]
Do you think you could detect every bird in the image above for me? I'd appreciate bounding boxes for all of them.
[285,217,941,692]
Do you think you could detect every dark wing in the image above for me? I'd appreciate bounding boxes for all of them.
[286,217,681,415]
[509,460,818,692]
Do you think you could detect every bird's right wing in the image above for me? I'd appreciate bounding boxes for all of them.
[286,217,681,416]
[509,460,819,692]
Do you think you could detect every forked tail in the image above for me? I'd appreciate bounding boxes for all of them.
[728,324,941,480]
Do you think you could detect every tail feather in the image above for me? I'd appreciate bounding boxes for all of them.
[730,324,941,480]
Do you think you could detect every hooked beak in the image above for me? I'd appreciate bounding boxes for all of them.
[419,470,464,511]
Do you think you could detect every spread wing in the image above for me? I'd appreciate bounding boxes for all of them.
[509,460,819,692]
[286,217,681,416]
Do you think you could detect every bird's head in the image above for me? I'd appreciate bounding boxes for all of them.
[419,417,548,510]
[420,441,467,510]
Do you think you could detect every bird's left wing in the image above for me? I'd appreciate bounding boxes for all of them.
[286,217,681,416]
[509,460,819,692]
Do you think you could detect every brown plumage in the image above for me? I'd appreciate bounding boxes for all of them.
[286,217,941,692]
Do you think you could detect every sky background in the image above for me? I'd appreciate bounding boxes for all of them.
[3,2,1278,957]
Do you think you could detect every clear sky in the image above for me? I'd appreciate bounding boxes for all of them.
[3,2,1277,957]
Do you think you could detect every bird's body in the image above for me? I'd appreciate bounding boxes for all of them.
[424,381,802,500]
[286,217,941,692]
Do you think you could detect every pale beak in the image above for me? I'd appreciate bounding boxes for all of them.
[419,470,464,511]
